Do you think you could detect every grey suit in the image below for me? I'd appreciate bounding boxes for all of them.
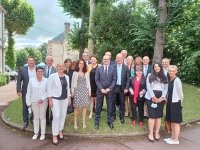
[95,65,116,123]
[43,65,57,125]
[16,66,34,123]
[112,64,130,119]
[43,66,57,78]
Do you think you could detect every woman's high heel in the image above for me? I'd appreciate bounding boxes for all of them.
[148,135,154,143]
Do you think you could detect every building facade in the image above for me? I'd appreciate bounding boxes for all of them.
[0,4,6,73]
[47,23,79,66]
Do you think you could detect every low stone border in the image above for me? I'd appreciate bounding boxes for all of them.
[2,111,200,138]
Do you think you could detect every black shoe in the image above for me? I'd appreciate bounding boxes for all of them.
[120,118,125,124]
[107,122,114,130]
[112,116,116,122]
[53,141,59,146]
[21,122,28,130]
[148,135,154,143]
[94,123,99,130]
[58,135,64,140]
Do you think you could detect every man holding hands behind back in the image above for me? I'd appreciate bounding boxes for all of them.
[112,53,130,124]
[94,55,116,130]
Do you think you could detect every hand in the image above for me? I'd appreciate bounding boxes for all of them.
[105,88,110,93]
[88,93,91,97]
[17,92,22,96]
[48,97,53,108]
[71,93,74,98]
[124,89,128,94]
[130,89,134,95]
[38,99,43,104]
[158,97,164,103]
[139,91,143,95]
[68,98,71,106]
[27,105,31,107]
[152,96,157,103]
[101,89,107,94]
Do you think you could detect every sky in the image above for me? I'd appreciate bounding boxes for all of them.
[13,0,80,50]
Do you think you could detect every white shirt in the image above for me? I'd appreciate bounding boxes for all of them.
[163,68,168,76]
[28,67,36,79]
[26,77,48,106]
[171,77,184,103]
[104,65,109,73]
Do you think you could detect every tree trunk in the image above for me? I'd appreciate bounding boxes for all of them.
[87,0,96,55]
[153,0,167,64]
[79,13,86,59]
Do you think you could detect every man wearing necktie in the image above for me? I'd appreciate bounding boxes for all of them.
[112,53,130,124]
[43,56,57,127]
[142,56,152,118]
[95,55,116,130]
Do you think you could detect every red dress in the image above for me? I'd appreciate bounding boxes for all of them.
[133,78,141,104]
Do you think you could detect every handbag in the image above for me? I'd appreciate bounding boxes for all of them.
[67,98,74,114]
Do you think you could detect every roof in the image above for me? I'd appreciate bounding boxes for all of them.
[50,32,66,43]
[0,4,6,13]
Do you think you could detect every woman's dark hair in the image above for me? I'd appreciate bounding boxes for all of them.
[64,58,72,69]
[74,59,87,73]
[149,62,168,84]
[36,66,44,72]
[90,54,97,60]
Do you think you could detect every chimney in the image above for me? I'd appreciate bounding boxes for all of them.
[65,22,70,33]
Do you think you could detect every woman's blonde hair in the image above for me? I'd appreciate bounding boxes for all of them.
[168,65,178,71]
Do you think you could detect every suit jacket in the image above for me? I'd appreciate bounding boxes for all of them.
[16,66,30,95]
[142,65,152,77]
[43,66,57,78]
[95,65,117,94]
[129,76,146,101]
[47,73,71,99]
[113,63,130,91]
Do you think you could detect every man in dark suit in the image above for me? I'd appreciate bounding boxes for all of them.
[95,55,116,130]
[142,56,152,77]
[101,52,116,66]
[142,56,152,118]
[17,56,36,130]
[82,52,91,65]
[162,58,170,81]
[112,53,130,124]
[43,56,57,127]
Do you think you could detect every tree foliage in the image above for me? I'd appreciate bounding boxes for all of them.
[38,42,47,62]
[1,0,35,69]
[16,47,42,69]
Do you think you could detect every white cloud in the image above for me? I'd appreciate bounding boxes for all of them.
[14,0,81,49]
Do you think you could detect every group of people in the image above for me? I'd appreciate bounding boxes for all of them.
[16,50,184,146]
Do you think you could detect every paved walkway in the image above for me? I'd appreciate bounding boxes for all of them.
[0,81,200,150]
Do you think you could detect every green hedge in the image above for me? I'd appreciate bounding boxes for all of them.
[0,73,10,86]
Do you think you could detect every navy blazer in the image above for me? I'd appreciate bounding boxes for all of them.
[142,65,152,77]
[16,66,30,95]
[95,65,117,94]
[113,64,130,91]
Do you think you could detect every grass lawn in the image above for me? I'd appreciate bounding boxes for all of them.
[3,83,200,135]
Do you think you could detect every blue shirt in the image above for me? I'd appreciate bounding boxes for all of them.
[117,64,122,85]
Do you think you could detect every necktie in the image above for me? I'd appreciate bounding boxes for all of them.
[144,66,147,76]
[47,67,50,78]
[105,66,107,76]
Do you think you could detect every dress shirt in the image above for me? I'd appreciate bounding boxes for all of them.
[143,65,148,76]
[163,68,168,76]
[104,65,109,74]
[46,66,52,78]
[117,64,122,85]
[26,77,48,106]
[28,67,36,79]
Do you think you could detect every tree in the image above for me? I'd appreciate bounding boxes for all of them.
[38,42,47,62]
[152,0,168,64]
[25,47,42,64]
[1,0,35,69]
[58,0,89,58]
[16,49,29,69]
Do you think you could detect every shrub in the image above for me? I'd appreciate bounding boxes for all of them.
[0,73,10,86]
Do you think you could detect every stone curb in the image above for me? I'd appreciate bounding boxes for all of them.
[2,110,200,138]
